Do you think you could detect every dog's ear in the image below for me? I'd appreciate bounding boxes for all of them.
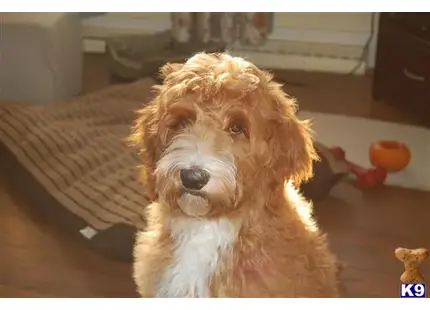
[267,88,318,186]
[129,100,161,201]
[159,62,183,80]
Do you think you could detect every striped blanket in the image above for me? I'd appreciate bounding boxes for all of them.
[0,78,155,260]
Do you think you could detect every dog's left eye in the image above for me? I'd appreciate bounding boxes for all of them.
[228,123,244,135]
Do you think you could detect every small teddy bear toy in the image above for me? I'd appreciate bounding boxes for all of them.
[395,247,429,283]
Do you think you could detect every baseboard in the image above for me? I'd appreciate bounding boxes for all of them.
[230,50,365,75]
[82,38,365,75]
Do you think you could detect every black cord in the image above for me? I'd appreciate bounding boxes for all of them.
[347,12,377,75]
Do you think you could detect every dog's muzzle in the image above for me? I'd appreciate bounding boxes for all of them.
[155,131,237,217]
[178,166,211,217]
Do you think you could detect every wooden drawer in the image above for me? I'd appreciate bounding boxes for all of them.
[373,21,430,117]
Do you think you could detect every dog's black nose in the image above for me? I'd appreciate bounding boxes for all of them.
[180,167,210,190]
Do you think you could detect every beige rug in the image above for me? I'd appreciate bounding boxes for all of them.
[298,111,430,192]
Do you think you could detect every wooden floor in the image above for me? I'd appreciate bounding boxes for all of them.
[1,54,429,298]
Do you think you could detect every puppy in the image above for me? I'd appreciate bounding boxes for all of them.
[129,52,340,297]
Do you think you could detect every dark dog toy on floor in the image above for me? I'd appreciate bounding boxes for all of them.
[300,143,362,205]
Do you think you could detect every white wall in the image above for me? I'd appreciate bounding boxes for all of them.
[273,13,378,69]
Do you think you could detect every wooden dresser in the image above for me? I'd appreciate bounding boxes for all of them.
[372,13,430,127]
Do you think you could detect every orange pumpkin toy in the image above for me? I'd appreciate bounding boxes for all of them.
[369,140,411,173]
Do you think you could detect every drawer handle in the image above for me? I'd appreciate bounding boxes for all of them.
[403,68,426,82]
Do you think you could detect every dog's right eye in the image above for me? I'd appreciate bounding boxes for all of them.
[228,123,244,135]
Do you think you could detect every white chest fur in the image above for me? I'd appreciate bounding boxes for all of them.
[156,217,237,297]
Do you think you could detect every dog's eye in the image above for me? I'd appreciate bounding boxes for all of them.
[228,123,244,135]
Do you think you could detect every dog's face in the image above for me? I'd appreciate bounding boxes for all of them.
[130,53,317,218]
